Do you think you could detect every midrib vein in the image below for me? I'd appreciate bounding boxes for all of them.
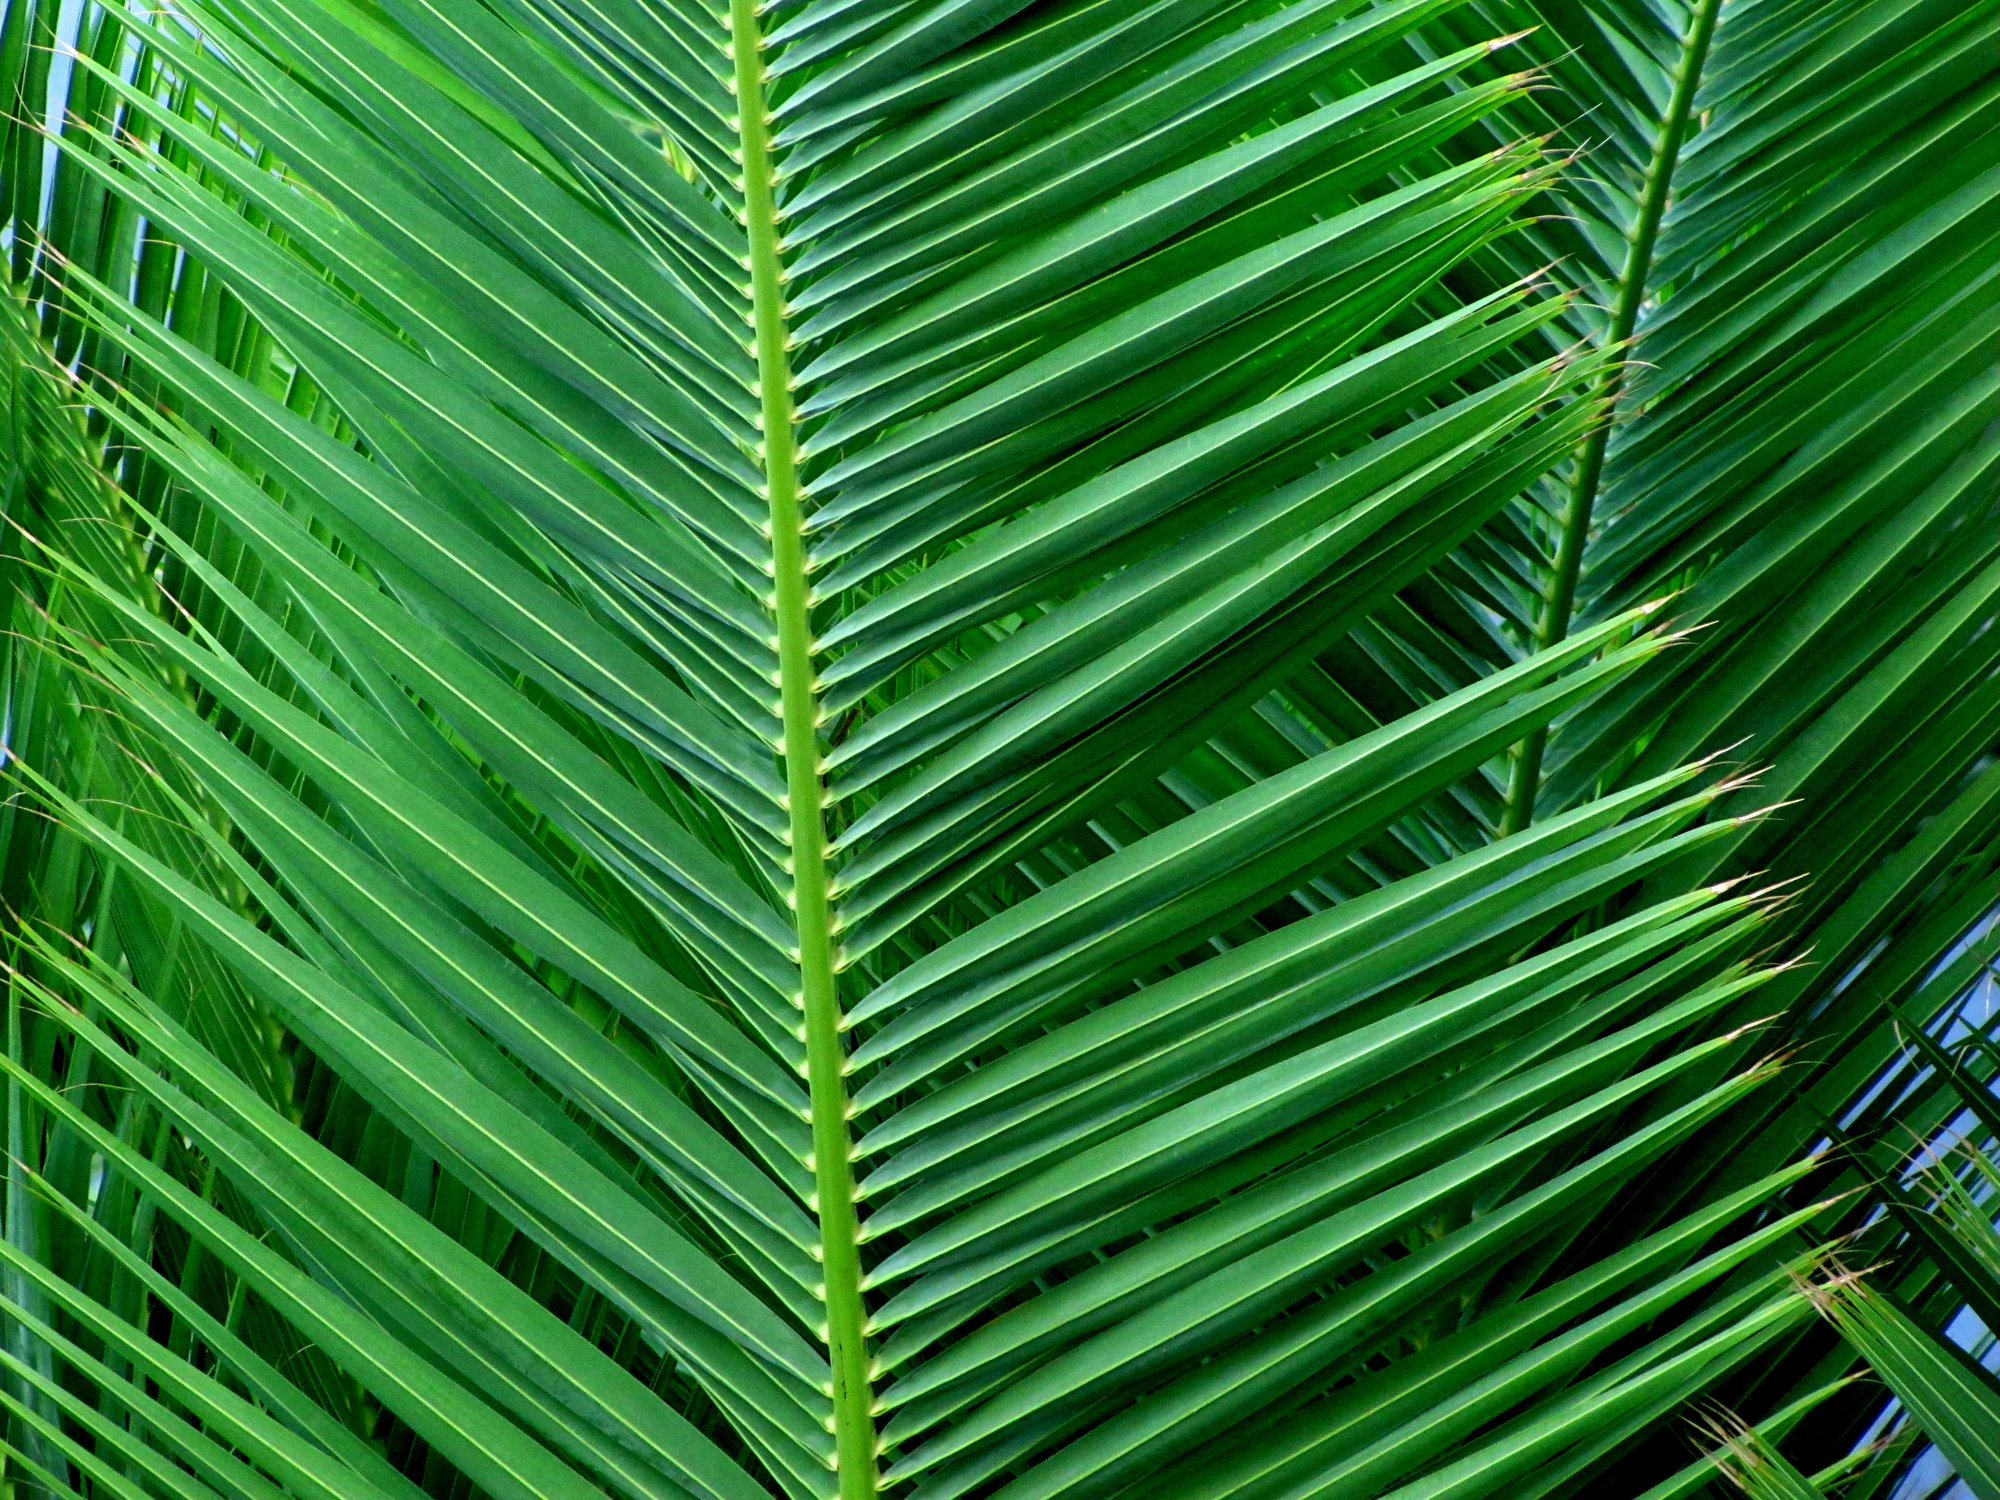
[724,4,877,1494]
[1499,0,1725,836]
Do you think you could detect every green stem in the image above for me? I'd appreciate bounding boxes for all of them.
[725,9,877,1496]
[1499,0,1725,837]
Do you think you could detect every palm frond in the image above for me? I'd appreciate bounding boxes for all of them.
[0,0,1992,1494]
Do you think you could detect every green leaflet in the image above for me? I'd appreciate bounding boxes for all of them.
[0,1052,736,1500]
[815,289,1560,710]
[857,882,1757,1226]
[64,275,792,835]
[13,784,823,1384]
[783,0,1476,307]
[19,1168,425,1500]
[69,580,820,1248]
[871,947,1776,1409]
[1156,1173,1831,1500]
[821,363,1564,832]
[844,609,1662,1039]
[865,905,1767,1359]
[793,41,1523,394]
[53,584,811,1119]
[892,1057,1784,1495]
[804,156,1533,494]
[126,420,803,1023]
[1802,1276,2000,1500]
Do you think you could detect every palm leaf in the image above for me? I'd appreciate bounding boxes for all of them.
[0,0,1991,1495]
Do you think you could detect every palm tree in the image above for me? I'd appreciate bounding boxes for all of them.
[0,0,1992,1494]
